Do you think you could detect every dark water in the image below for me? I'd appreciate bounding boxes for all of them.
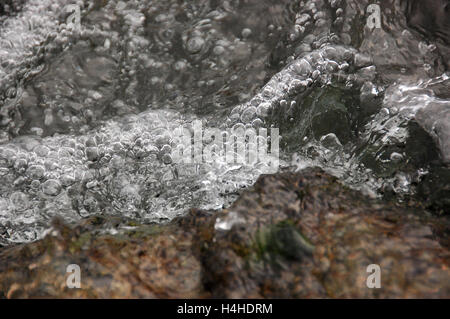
[0,0,448,245]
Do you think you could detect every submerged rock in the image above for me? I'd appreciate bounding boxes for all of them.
[1,168,448,298]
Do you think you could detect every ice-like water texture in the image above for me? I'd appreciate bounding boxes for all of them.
[0,0,297,244]
[0,0,449,245]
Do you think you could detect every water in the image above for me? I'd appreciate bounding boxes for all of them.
[0,0,448,245]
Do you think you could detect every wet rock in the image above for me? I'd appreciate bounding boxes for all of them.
[415,101,450,164]
[417,165,450,214]
[1,168,448,298]
[404,0,450,45]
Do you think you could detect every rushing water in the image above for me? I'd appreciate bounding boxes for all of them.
[0,0,449,245]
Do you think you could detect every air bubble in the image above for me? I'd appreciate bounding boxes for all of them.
[320,133,343,150]
[240,106,257,123]
[186,36,205,54]
[174,60,187,72]
[213,46,225,55]
[390,152,404,162]
[256,103,270,117]
[26,165,45,179]
[241,28,252,38]
[293,59,312,76]
[42,179,62,196]
[10,192,30,212]
[86,147,99,161]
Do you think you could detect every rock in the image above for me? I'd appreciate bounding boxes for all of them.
[1,168,449,298]
[415,102,450,164]
[404,0,450,45]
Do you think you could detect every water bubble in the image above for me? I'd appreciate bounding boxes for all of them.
[320,133,343,150]
[296,13,311,25]
[160,145,172,154]
[162,154,173,165]
[0,168,9,176]
[325,61,339,72]
[293,59,312,76]
[0,199,10,216]
[14,177,26,186]
[10,192,30,212]
[83,196,98,212]
[252,118,263,128]
[26,165,45,179]
[240,106,257,123]
[14,159,28,173]
[256,103,270,117]
[174,60,187,72]
[241,28,252,38]
[85,147,99,161]
[232,123,245,133]
[32,145,48,159]
[213,45,225,55]
[354,53,372,68]
[42,179,62,196]
[390,152,404,162]
[31,180,41,189]
[186,36,205,54]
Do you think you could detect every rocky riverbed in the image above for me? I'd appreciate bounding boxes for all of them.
[0,0,449,298]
